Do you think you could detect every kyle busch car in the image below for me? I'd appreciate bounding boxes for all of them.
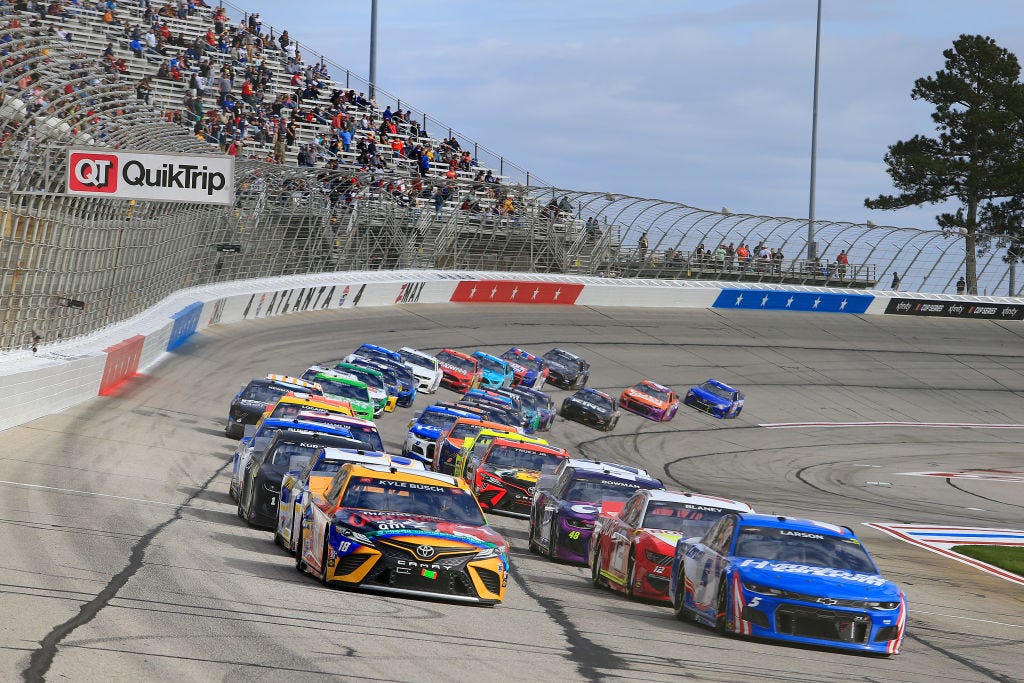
[619,380,680,422]
[402,404,476,465]
[464,439,570,517]
[542,348,590,389]
[275,448,424,554]
[399,347,443,393]
[237,428,372,528]
[500,347,549,388]
[668,514,907,655]
[225,374,322,438]
[683,379,744,419]
[529,459,663,564]
[296,463,510,604]
[560,388,620,431]
[589,489,754,602]
[435,349,482,393]
[471,351,514,389]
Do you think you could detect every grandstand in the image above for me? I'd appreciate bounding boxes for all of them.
[0,2,1014,351]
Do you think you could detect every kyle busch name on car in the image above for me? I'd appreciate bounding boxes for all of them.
[67,149,234,205]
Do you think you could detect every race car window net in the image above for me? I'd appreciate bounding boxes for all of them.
[633,384,670,401]
[241,383,290,403]
[437,352,475,373]
[699,382,734,400]
[565,479,646,504]
[735,528,876,573]
[341,480,486,526]
[641,503,729,536]
[485,445,563,471]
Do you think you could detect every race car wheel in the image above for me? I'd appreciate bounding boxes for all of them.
[546,519,559,559]
[589,538,604,588]
[672,567,691,621]
[273,528,286,549]
[715,576,729,634]
[625,550,637,598]
[528,522,540,554]
[605,416,619,432]
[319,533,331,587]
[294,530,307,573]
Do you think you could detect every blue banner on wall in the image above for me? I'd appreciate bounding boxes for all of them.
[712,289,874,314]
[167,302,204,351]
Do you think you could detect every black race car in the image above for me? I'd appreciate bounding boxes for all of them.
[236,428,368,528]
[559,388,620,431]
[225,375,321,439]
[542,348,590,390]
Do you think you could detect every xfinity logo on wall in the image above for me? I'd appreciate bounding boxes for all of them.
[885,297,1024,320]
[65,149,234,205]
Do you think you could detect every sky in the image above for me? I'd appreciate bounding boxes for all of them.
[234,0,1024,231]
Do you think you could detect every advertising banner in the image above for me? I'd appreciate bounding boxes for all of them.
[66,149,234,205]
[884,298,1024,320]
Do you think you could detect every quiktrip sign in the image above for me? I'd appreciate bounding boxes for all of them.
[66,149,234,205]
[885,297,1024,320]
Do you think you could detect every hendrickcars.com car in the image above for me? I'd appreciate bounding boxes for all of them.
[560,388,620,431]
[619,380,680,422]
[274,448,425,554]
[402,404,476,465]
[435,349,482,393]
[683,379,744,419]
[668,513,907,655]
[529,459,663,564]
[296,463,510,604]
[542,348,590,389]
[589,489,754,602]
[225,374,323,438]
[464,439,571,518]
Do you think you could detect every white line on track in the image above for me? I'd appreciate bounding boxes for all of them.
[911,610,1024,629]
[761,421,1024,429]
[0,479,192,509]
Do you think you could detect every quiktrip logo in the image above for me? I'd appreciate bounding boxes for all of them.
[66,149,234,205]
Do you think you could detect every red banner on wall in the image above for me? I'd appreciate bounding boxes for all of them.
[450,281,584,305]
[99,335,145,395]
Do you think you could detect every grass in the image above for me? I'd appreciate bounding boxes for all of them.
[951,545,1024,577]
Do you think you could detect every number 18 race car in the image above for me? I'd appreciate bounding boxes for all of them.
[668,513,907,655]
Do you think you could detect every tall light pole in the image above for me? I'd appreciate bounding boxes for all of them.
[368,0,378,100]
[807,0,823,262]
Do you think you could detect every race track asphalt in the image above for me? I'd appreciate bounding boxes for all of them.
[1,305,1022,682]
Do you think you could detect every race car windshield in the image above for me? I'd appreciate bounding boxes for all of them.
[402,350,436,368]
[579,392,613,409]
[418,410,457,429]
[241,383,290,403]
[485,445,563,471]
[340,424,384,452]
[699,382,733,400]
[437,352,475,373]
[503,351,543,371]
[545,349,575,365]
[734,527,877,573]
[449,423,483,440]
[477,356,505,374]
[515,392,539,411]
[636,384,669,401]
[267,444,318,469]
[641,502,730,535]
[318,379,371,404]
[341,479,486,525]
[344,368,385,390]
[565,478,642,503]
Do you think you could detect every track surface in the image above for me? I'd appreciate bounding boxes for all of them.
[2,306,1023,682]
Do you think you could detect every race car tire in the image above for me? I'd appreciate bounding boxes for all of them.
[672,566,691,621]
[604,416,619,432]
[528,522,540,554]
[546,519,559,560]
[589,537,605,588]
[319,533,331,587]
[273,530,285,548]
[625,550,637,599]
[733,406,742,418]
[294,530,307,573]
[715,576,729,634]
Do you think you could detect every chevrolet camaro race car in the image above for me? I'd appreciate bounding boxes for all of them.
[590,489,754,602]
[619,380,680,422]
[296,463,510,604]
[529,459,663,563]
[560,388,620,431]
[402,404,475,465]
[542,348,590,389]
[683,379,744,419]
[399,347,443,393]
[668,513,907,655]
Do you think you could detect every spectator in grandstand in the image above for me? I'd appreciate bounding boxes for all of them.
[135,75,153,105]
[891,271,901,289]
[638,232,649,262]
[773,247,784,274]
[736,242,749,271]
[714,244,726,268]
[956,276,966,295]
[836,249,849,279]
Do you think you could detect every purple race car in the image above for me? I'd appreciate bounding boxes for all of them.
[528,459,664,563]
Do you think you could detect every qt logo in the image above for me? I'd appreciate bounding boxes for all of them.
[68,153,119,193]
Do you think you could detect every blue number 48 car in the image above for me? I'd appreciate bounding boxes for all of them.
[668,513,907,655]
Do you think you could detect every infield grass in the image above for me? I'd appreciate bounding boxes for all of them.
[951,545,1024,577]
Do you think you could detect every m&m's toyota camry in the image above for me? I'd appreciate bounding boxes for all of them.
[668,514,906,655]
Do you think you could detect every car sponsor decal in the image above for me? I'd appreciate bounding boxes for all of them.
[736,559,888,586]
[451,281,584,305]
[866,523,1024,587]
[713,289,874,313]
[885,297,1024,320]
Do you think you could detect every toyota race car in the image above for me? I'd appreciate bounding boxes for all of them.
[668,514,907,655]
[542,348,590,389]
[560,388,620,431]
[464,439,570,517]
[590,489,754,602]
[296,464,510,604]
[619,380,680,422]
[683,379,744,419]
